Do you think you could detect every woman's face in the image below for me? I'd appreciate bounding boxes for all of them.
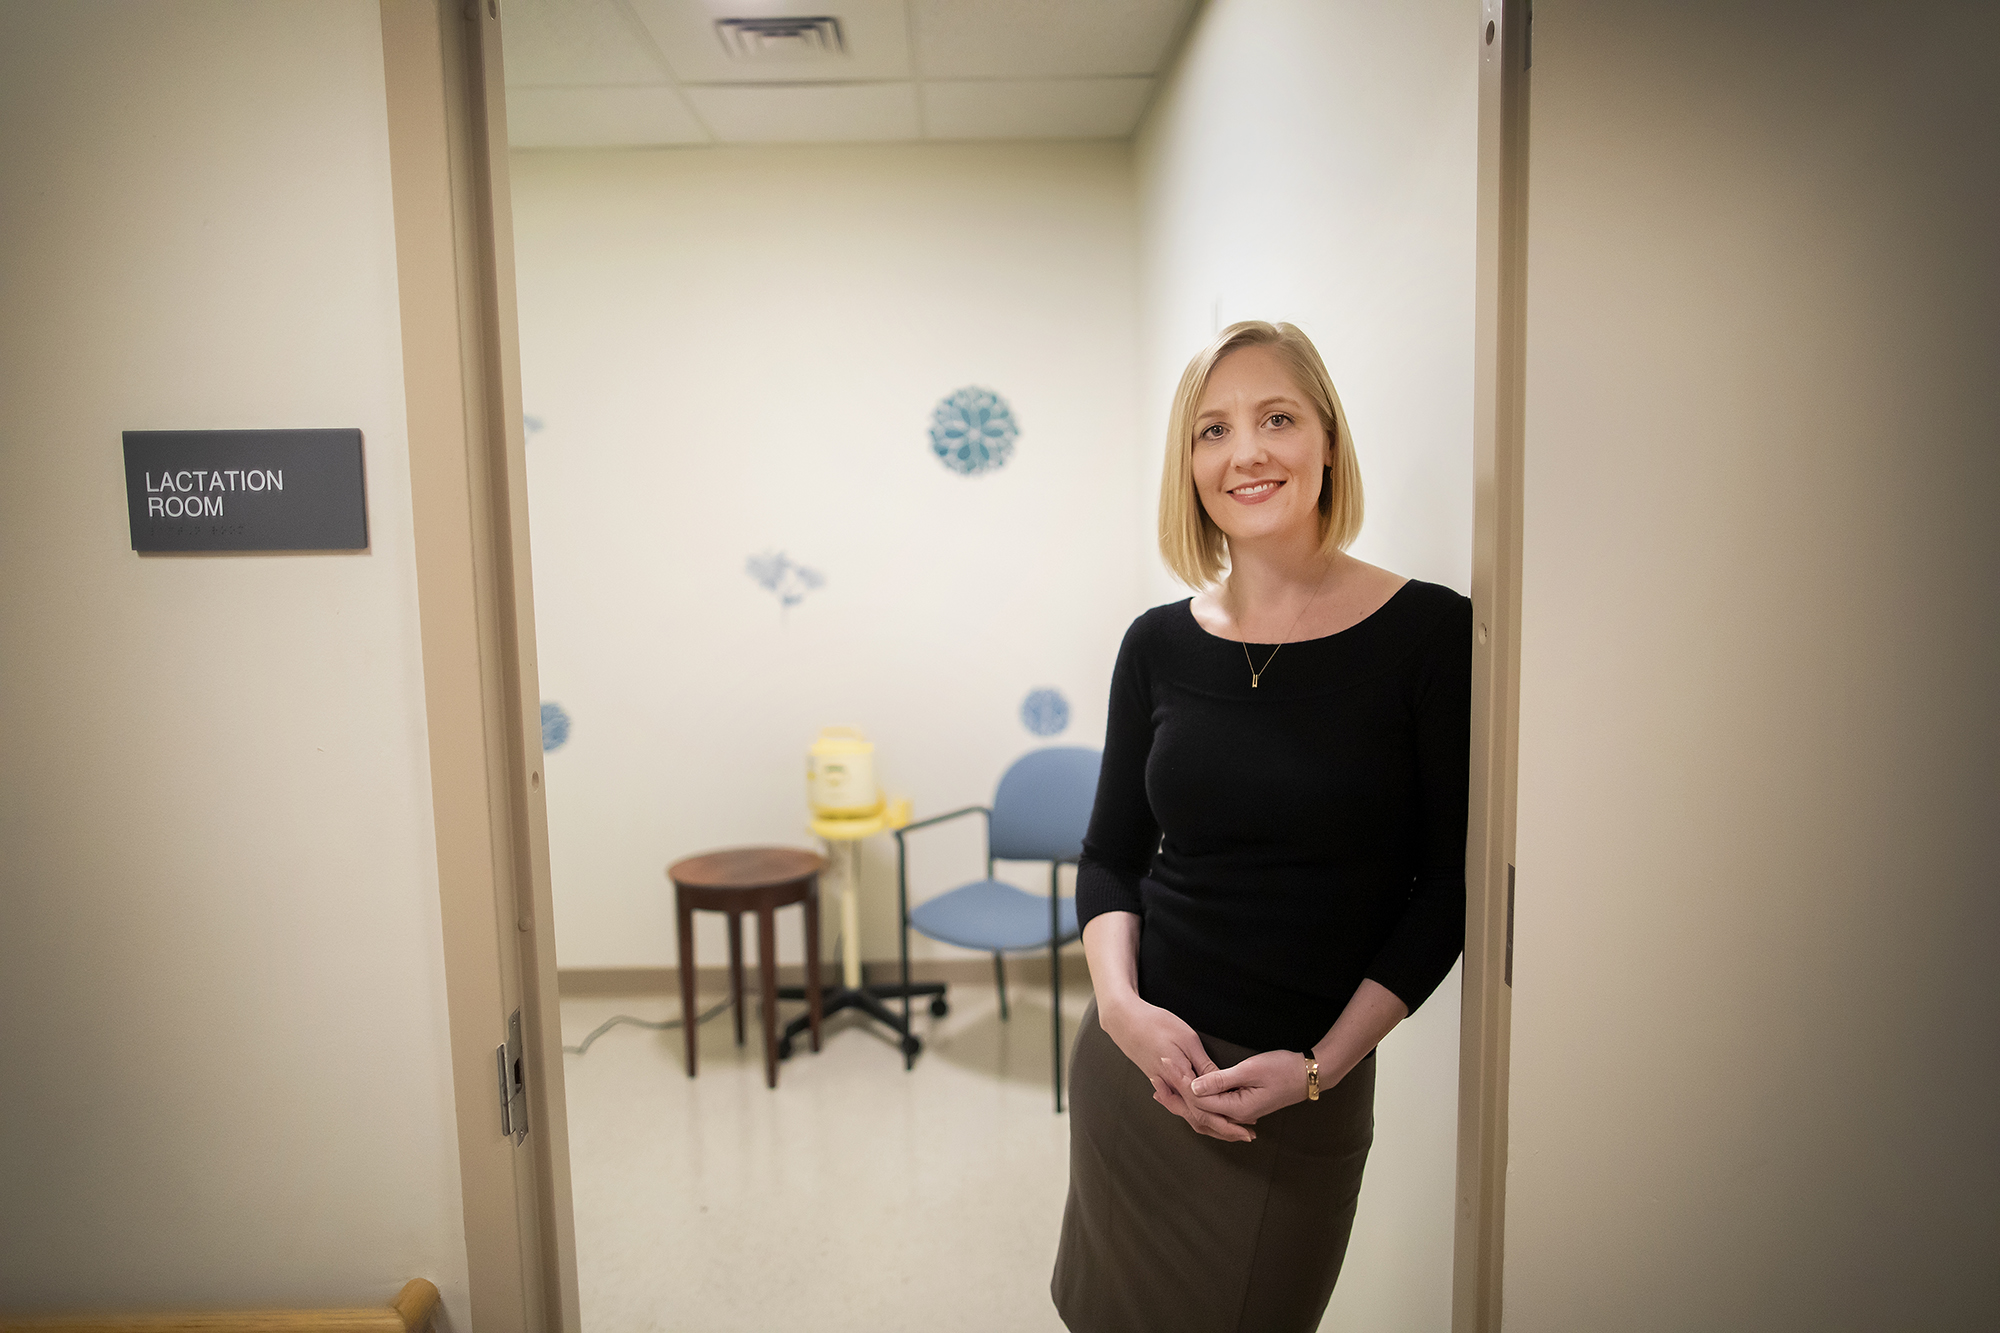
[1190,345,1332,550]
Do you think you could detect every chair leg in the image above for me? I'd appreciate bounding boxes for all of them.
[993,953,1009,1021]
[896,843,915,1071]
[1051,936,1064,1114]
[1050,862,1064,1113]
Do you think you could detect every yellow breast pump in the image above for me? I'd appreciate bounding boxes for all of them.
[805,729,910,990]
[806,727,882,820]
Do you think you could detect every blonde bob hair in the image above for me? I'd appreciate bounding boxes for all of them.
[1158,321,1363,588]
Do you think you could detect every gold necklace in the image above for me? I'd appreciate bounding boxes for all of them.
[1237,559,1335,689]
[1242,639,1283,688]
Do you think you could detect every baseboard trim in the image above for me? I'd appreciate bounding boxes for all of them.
[558,953,1092,997]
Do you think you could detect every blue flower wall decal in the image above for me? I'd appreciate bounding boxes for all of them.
[541,701,571,751]
[930,387,1018,475]
[746,550,826,609]
[524,415,545,435]
[1021,688,1070,737]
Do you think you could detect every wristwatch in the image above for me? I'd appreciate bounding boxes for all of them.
[1302,1051,1320,1102]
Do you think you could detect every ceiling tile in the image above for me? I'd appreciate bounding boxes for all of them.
[501,0,673,87]
[506,86,711,147]
[921,76,1152,140]
[626,0,915,84]
[910,0,1196,79]
[681,81,922,142]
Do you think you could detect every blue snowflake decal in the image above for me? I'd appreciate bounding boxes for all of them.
[1020,688,1070,737]
[929,387,1018,475]
[541,701,571,751]
[746,550,826,609]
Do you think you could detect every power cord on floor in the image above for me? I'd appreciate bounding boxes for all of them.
[562,998,734,1056]
[563,931,841,1056]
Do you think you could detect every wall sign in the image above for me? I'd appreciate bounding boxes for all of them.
[123,429,368,551]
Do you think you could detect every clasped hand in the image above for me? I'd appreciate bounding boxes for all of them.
[1099,997,1307,1143]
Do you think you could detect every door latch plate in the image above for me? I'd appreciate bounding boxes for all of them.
[497,1008,528,1144]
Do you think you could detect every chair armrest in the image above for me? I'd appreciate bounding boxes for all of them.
[890,805,990,841]
[893,806,991,928]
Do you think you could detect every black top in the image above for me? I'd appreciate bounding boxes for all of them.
[1075,580,1471,1052]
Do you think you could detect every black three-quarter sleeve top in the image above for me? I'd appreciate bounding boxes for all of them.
[1075,579,1471,1054]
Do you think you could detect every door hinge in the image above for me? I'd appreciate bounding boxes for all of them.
[497,1007,528,1144]
[1504,864,1515,987]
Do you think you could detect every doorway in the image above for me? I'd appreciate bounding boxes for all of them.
[409,1,1527,1329]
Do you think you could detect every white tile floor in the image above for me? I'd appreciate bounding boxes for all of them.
[560,981,1085,1333]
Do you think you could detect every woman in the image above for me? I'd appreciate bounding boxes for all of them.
[1051,322,1469,1333]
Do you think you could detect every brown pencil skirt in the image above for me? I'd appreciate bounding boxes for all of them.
[1050,1000,1375,1333]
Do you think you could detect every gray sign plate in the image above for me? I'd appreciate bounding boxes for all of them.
[123,429,368,552]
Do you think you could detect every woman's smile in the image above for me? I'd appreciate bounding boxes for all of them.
[1228,478,1284,503]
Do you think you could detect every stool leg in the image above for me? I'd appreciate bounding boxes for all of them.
[757,908,780,1089]
[804,881,824,1053]
[727,911,746,1046]
[676,893,698,1079]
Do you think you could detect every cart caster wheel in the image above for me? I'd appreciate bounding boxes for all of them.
[929,997,950,1018]
[777,1036,794,1061]
[901,1034,923,1058]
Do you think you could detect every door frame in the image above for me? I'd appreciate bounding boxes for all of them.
[379,2,578,1329]
[1456,2,1530,1330]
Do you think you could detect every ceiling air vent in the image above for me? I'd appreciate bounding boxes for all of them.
[714,16,846,61]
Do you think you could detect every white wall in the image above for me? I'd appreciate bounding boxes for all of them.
[509,143,1141,971]
[0,2,469,1319]
[1133,3,1479,1329]
[1136,0,1479,607]
[1507,3,2000,1329]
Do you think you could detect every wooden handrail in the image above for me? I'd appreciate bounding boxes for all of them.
[0,1278,439,1333]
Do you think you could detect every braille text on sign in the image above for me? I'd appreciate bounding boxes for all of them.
[123,429,368,552]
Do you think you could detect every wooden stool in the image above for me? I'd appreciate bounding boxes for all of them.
[667,846,825,1089]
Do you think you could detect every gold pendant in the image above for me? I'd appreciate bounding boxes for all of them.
[1251,675,1260,688]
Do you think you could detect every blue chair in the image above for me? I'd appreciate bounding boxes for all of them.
[894,746,1101,1112]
